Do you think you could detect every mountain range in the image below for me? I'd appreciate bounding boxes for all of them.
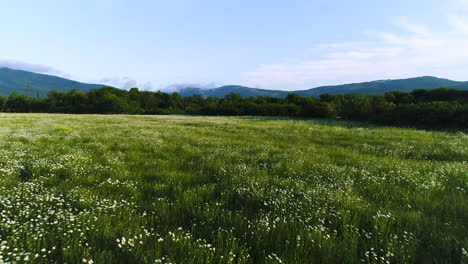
[178,77,468,98]
[1,67,468,98]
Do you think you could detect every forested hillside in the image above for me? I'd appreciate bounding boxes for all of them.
[0,67,103,97]
[175,76,468,98]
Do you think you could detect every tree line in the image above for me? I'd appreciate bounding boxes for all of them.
[1,87,467,129]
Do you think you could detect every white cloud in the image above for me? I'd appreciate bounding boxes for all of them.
[94,76,155,90]
[95,78,219,92]
[161,82,217,93]
[0,59,62,75]
[450,15,468,33]
[242,7,468,90]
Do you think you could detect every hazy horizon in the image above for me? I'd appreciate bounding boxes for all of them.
[3,66,465,93]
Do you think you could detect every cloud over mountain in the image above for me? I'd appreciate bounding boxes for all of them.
[242,2,468,90]
[0,59,61,75]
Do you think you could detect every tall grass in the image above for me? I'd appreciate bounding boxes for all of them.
[0,114,466,263]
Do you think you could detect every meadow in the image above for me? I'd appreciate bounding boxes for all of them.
[0,114,466,264]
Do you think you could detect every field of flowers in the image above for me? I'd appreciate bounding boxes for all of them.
[0,114,466,264]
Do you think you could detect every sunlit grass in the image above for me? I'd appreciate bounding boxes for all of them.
[0,114,466,263]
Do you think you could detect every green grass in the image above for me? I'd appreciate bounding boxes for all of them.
[0,114,467,264]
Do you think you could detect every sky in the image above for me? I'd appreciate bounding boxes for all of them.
[1,0,468,91]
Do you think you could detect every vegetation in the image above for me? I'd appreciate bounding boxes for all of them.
[0,114,466,263]
[1,87,467,129]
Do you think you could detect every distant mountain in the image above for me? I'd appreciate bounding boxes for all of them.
[293,76,467,97]
[178,85,290,98]
[1,68,467,99]
[0,67,103,97]
[178,76,468,98]
[451,82,468,90]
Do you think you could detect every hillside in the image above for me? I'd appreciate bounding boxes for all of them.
[294,76,467,97]
[1,68,467,99]
[451,82,468,90]
[0,67,103,97]
[178,76,468,98]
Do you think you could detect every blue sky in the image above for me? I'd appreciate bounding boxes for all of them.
[1,0,468,90]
